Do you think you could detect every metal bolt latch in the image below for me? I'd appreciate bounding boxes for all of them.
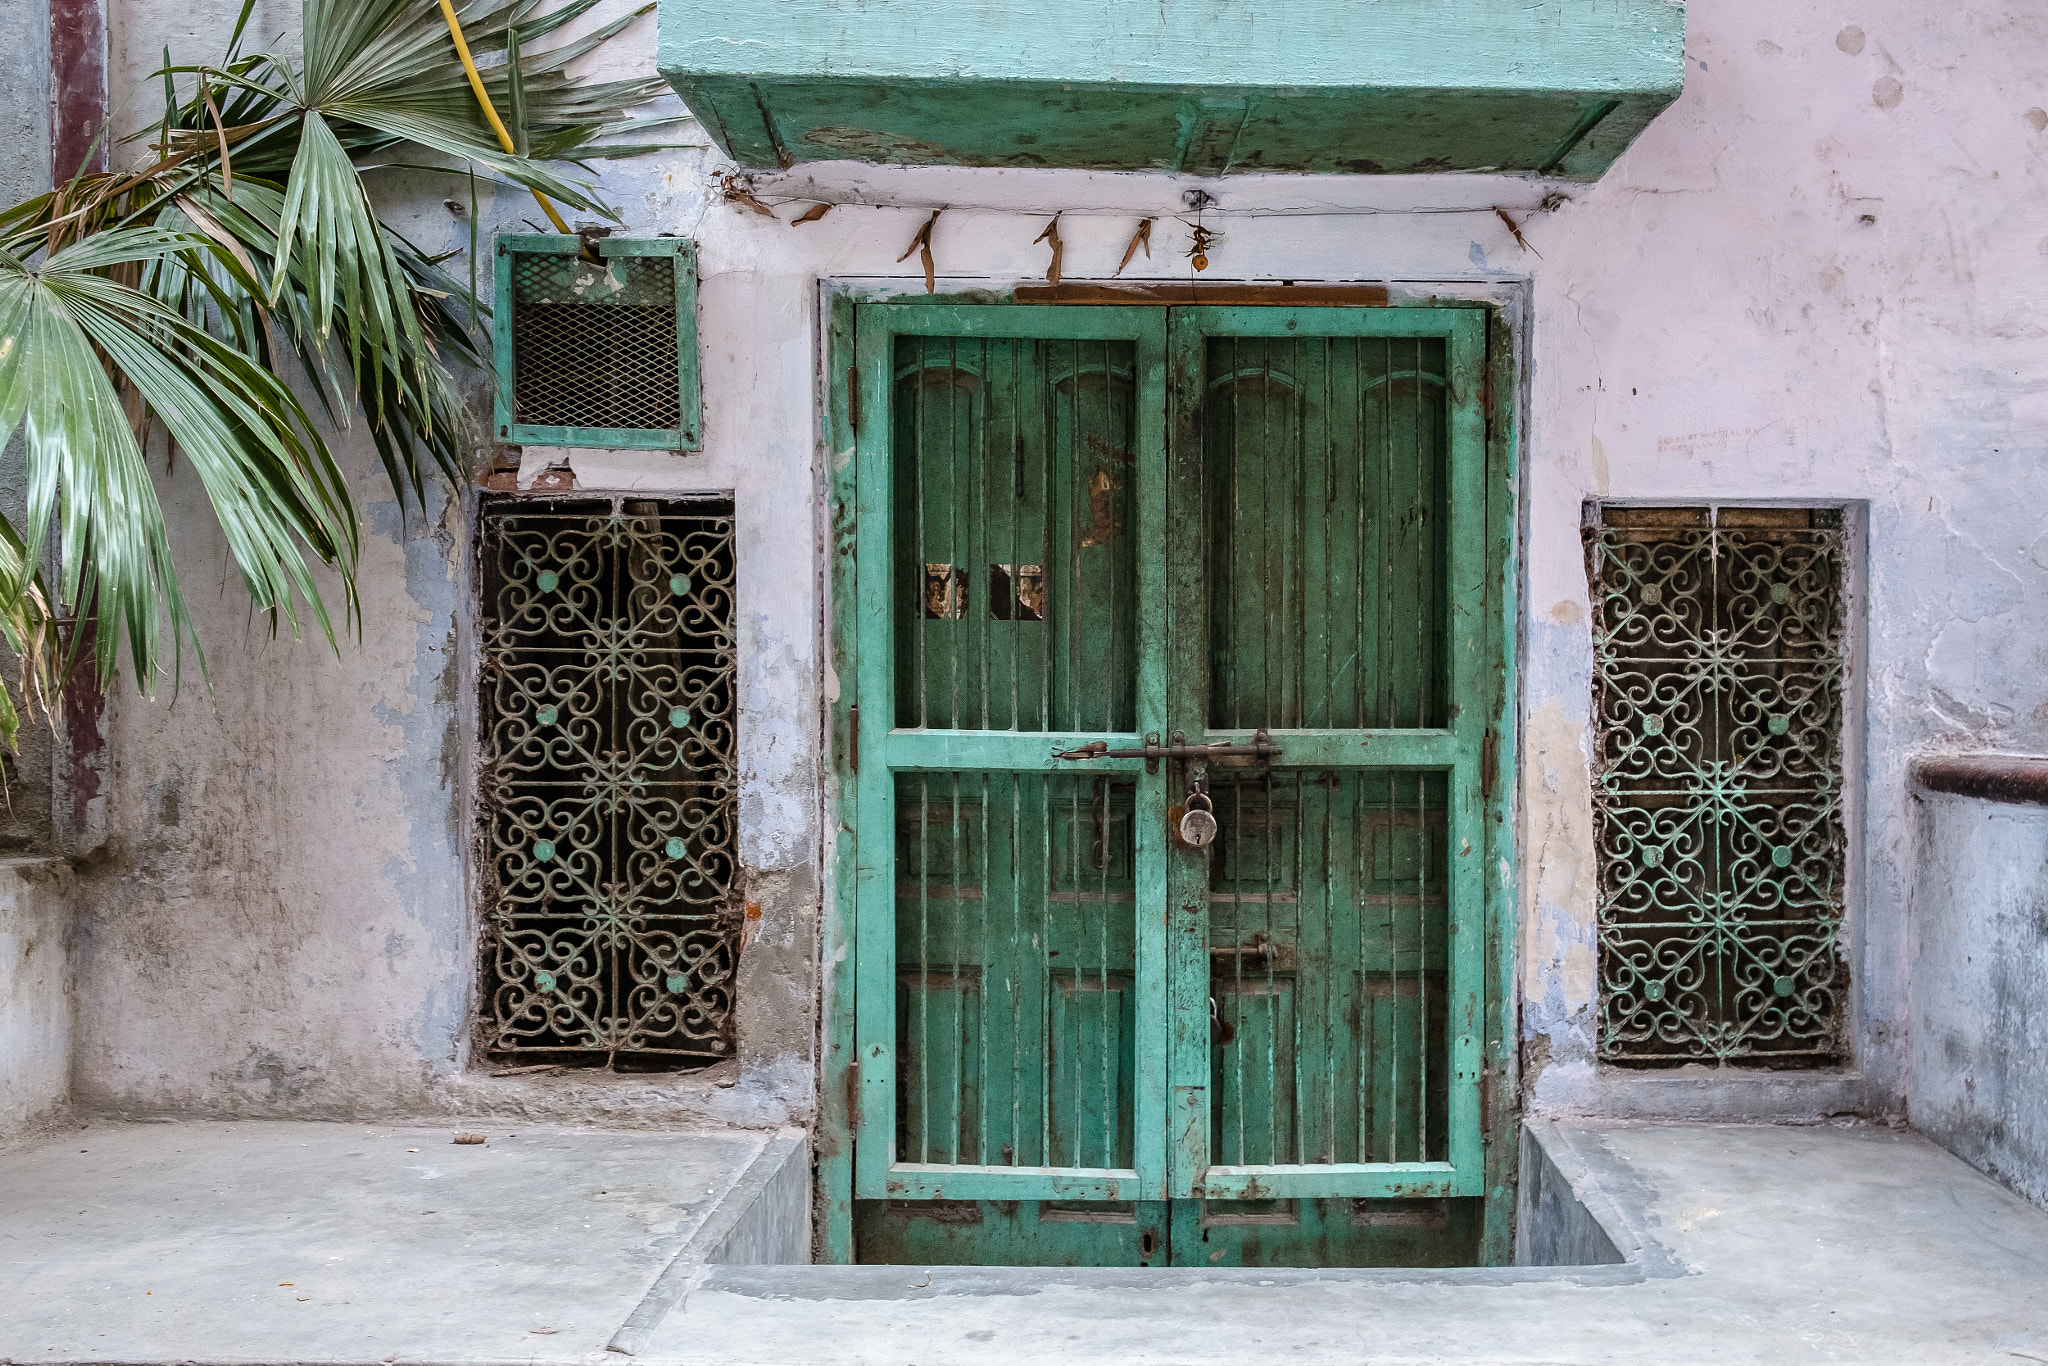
[1053,728,1280,770]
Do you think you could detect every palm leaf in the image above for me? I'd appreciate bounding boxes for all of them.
[0,227,358,691]
[0,237,191,690]
[0,0,664,733]
[0,514,63,751]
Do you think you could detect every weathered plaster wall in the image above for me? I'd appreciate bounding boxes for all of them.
[0,0,50,204]
[1907,792,2048,1210]
[0,861,75,1140]
[1516,0,2048,1118]
[65,241,822,1129]
[0,0,57,855]
[0,0,70,1147]
[73,0,2048,1137]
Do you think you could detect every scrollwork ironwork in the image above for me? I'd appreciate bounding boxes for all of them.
[479,498,738,1064]
[1587,507,1846,1064]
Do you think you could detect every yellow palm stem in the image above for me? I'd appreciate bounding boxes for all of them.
[434,0,571,234]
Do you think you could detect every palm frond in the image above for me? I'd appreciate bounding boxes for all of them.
[0,235,193,691]
[0,0,663,736]
[1,226,360,689]
[0,515,64,751]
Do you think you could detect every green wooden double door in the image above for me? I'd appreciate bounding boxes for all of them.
[841,302,1509,1267]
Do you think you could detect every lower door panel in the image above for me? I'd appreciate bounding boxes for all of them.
[852,1197,1482,1267]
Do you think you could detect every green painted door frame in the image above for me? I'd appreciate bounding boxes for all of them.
[820,291,1519,1266]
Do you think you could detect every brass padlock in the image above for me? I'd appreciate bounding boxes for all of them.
[1178,791,1218,848]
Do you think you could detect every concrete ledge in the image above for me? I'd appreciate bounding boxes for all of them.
[1529,1061,1869,1121]
[0,858,75,1145]
[627,1122,1672,1325]
[1515,1119,1628,1267]
[6,1120,2045,1364]
[626,1123,2048,1365]
[0,1119,801,1365]
[1908,789,2048,1214]
[607,1129,808,1354]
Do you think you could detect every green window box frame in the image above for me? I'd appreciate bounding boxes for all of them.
[493,234,702,452]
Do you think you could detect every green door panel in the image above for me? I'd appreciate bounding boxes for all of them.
[855,1199,1172,1267]
[890,335,1140,733]
[853,305,1171,1208]
[893,771,1139,1171]
[1202,333,1447,731]
[1165,306,1488,1207]
[1166,1197,1483,1268]
[1206,771,1449,1169]
[844,300,1505,1265]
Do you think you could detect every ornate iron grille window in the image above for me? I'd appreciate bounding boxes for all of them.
[478,498,737,1067]
[1586,505,1847,1065]
[493,235,701,450]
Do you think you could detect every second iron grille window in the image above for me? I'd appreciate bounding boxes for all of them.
[1586,504,1848,1066]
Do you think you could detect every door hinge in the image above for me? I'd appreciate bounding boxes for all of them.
[847,367,861,431]
[849,705,859,774]
[1480,728,1498,802]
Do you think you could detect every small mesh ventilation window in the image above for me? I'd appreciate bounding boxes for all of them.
[494,235,700,450]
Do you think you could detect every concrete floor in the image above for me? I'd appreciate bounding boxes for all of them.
[0,1119,797,1364]
[646,1122,2048,1366]
[2,1118,2045,1364]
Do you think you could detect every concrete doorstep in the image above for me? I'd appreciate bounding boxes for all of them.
[1,1118,2045,1364]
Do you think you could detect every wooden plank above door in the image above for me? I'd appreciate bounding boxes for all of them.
[1014,284,1393,308]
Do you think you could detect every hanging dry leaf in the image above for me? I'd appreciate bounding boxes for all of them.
[1033,214,1064,286]
[1493,206,1542,258]
[1115,218,1154,277]
[790,202,833,225]
[897,208,944,293]
[715,171,778,220]
[202,87,233,201]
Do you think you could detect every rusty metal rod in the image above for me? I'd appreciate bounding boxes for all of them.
[1053,728,1281,764]
[1916,755,2048,808]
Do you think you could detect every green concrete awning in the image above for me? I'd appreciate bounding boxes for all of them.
[657,0,1686,180]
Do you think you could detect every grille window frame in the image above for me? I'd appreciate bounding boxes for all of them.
[493,234,701,451]
[1585,503,1849,1067]
[475,495,738,1068]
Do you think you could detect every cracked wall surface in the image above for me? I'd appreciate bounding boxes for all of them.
[44,0,2048,1150]
[1520,0,2048,1119]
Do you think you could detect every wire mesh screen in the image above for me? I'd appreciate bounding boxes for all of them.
[894,771,1138,1169]
[1204,335,1448,731]
[1587,505,1847,1064]
[892,335,1138,733]
[511,251,681,432]
[478,498,737,1065]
